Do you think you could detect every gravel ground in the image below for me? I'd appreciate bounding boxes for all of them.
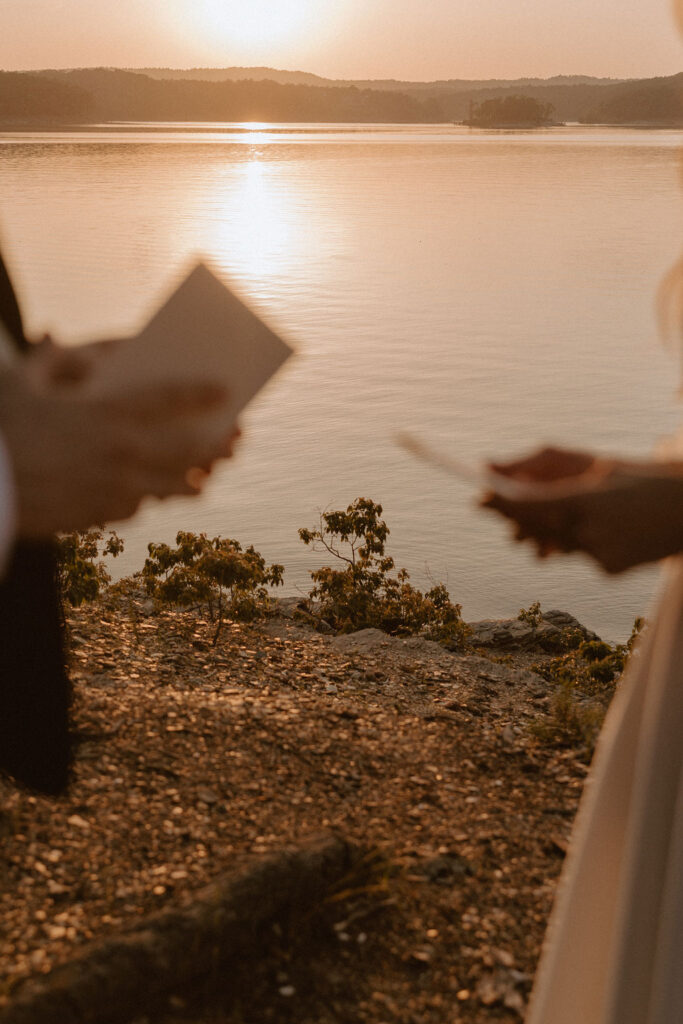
[0,598,589,1023]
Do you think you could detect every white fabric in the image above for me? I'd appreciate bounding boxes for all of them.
[527,557,683,1024]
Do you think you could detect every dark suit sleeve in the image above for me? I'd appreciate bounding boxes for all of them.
[0,250,71,796]
[0,255,27,350]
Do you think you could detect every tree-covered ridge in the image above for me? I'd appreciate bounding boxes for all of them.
[0,71,93,121]
[0,67,681,125]
[579,72,683,124]
[0,68,443,124]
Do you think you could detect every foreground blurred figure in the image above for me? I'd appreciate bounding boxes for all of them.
[0,251,238,796]
[483,4,683,1019]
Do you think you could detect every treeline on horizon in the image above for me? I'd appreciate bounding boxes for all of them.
[0,66,682,125]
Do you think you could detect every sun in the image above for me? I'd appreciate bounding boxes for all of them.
[194,0,318,52]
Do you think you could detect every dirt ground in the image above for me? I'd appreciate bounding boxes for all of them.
[0,597,589,1023]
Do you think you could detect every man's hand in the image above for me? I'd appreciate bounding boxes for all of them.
[0,363,240,538]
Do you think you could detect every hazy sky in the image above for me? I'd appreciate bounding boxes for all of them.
[2,0,681,81]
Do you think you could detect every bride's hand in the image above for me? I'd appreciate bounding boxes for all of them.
[482,449,683,573]
[489,446,599,483]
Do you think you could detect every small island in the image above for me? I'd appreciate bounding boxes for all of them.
[463,94,558,128]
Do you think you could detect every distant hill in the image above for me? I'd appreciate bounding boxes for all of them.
[410,74,682,123]
[31,68,444,123]
[0,66,679,126]
[131,66,332,87]
[0,71,92,122]
[131,66,623,92]
[578,72,683,125]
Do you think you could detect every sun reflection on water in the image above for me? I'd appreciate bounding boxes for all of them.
[205,158,300,285]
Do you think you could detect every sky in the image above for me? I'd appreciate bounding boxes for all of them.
[1,0,682,82]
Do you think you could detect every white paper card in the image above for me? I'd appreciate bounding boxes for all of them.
[396,432,546,500]
[87,261,294,438]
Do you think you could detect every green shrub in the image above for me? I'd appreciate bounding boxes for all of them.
[580,640,614,663]
[554,626,585,653]
[531,677,604,755]
[299,498,470,647]
[518,601,543,629]
[531,617,645,759]
[56,528,124,606]
[142,531,284,643]
[534,618,644,694]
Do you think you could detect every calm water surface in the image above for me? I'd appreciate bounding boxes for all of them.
[0,123,681,640]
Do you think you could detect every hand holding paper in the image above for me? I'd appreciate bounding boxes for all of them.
[0,259,295,532]
[396,432,548,500]
[85,261,294,455]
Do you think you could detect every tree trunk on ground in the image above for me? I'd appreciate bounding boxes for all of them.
[0,834,358,1024]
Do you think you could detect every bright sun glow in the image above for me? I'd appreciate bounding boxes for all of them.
[206,160,298,283]
[195,0,317,52]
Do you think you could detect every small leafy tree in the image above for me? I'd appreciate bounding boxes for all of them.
[56,528,124,607]
[142,531,284,643]
[299,498,470,647]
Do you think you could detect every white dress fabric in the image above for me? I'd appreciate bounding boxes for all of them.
[527,557,683,1024]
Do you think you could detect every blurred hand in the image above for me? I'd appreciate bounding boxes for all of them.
[489,446,600,483]
[27,333,123,388]
[0,363,238,538]
[482,447,683,573]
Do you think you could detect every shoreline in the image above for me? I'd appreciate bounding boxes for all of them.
[1,119,683,133]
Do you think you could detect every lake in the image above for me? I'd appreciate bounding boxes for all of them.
[0,123,680,641]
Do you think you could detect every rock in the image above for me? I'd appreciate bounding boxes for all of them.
[47,880,69,897]
[67,814,90,831]
[401,636,452,659]
[467,609,597,651]
[476,969,527,1015]
[277,599,334,634]
[331,629,446,660]
[422,852,472,884]
[449,655,542,690]
[467,618,560,650]
[84,674,117,689]
[541,609,599,640]
[409,944,435,964]
[197,788,219,805]
[500,724,517,746]
[272,597,303,620]
[330,629,391,653]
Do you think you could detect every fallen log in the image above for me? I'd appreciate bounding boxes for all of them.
[0,834,359,1024]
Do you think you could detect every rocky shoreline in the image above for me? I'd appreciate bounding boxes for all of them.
[0,595,600,1024]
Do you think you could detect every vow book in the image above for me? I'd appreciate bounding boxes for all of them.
[88,261,294,439]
